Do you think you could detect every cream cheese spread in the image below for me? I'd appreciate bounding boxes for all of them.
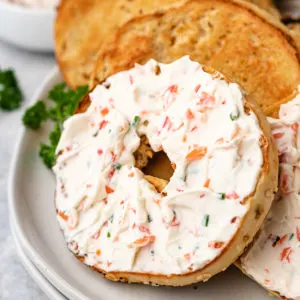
[54,56,264,275]
[4,0,59,9]
[241,94,300,300]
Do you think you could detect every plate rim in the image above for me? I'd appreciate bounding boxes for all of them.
[8,66,90,300]
[10,218,67,300]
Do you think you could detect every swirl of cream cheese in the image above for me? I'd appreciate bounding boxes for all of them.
[241,93,300,300]
[53,56,263,275]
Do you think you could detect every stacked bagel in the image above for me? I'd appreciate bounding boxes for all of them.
[54,0,300,299]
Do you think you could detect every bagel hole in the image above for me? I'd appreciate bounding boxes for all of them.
[142,151,174,181]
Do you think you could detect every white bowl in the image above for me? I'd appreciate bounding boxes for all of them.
[0,1,55,52]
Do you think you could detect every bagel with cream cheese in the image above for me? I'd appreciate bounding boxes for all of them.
[91,0,300,115]
[54,56,277,286]
[238,91,300,300]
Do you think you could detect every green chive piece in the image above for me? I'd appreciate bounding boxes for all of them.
[109,214,114,223]
[114,163,122,170]
[217,193,226,200]
[289,233,295,241]
[230,111,240,121]
[150,250,155,255]
[147,214,152,223]
[203,214,210,227]
[132,115,141,126]
[107,232,111,238]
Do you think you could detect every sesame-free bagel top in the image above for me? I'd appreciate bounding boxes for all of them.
[53,57,276,285]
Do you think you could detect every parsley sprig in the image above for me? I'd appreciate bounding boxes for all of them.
[0,69,23,111]
[22,83,88,168]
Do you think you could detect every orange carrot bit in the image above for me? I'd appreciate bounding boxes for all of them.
[101,107,109,116]
[171,162,176,169]
[186,146,207,161]
[208,241,225,249]
[198,92,215,105]
[280,247,293,263]
[216,137,224,144]
[278,234,288,246]
[182,135,187,143]
[273,132,284,139]
[264,279,271,284]
[131,236,155,247]
[291,122,299,132]
[96,249,101,256]
[204,179,210,188]
[154,199,161,205]
[92,229,102,239]
[128,172,135,177]
[186,109,194,120]
[184,253,192,262]
[168,84,178,94]
[105,185,114,194]
[58,211,68,222]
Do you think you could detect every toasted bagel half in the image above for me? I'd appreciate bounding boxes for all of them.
[91,0,300,115]
[55,0,280,89]
[55,57,278,286]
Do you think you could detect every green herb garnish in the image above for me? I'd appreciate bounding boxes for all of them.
[107,232,111,238]
[22,83,88,168]
[289,233,295,241]
[147,214,152,223]
[203,214,210,227]
[39,124,61,169]
[132,115,141,126]
[217,193,226,200]
[230,111,240,121]
[0,69,23,111]
[114,163,122,170]
[109,214,114,223]
[23,101,48,129]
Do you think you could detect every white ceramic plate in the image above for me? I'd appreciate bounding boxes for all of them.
[10,220,66,300]
[9,67,273,300]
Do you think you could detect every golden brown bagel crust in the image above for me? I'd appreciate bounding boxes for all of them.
[55,0,280,89]
[55,0,186,88]
[75,65,278,286]
[288,23,300,52]
[91,0,300,115]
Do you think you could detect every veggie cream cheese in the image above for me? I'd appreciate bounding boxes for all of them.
[241,94,300,300]
[54,57,264,275]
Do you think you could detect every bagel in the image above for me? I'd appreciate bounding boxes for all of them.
[55,0,186,88]
[91,0,300,115]
[55,0,280,89]
[53,56,277,286]
[238,91,300,300]
[288,23,300,52]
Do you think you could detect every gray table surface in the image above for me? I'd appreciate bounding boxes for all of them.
[0,39,55,300]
